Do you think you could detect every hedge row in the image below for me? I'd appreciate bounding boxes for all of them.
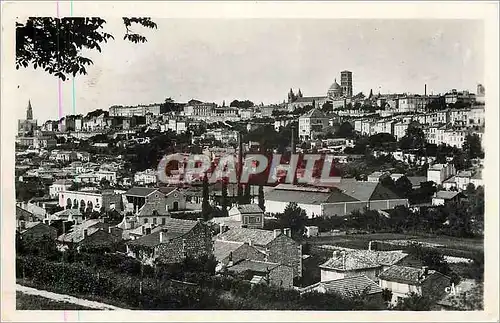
[16,255,380,310]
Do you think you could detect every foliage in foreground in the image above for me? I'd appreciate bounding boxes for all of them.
[16,255,382,310]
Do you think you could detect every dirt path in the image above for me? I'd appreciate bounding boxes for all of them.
[16,284,128,310]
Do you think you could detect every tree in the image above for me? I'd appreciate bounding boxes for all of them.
[276,202,308,237]
[100,177,110,189]
[321,102,333,112]
[201,173,211,221]
[230,100,254,109]
[221,181,229,214]
[258,185,265,212]
[406,244,450,275]
[393,293,433,311]
[395,176,413,198]
[462,134,484,160]
[380,176,397,192]
[381,288,393,306]
[399,122,426,150]
[16,17,157,80]
[335,122,355,138]
[368,133,396,149]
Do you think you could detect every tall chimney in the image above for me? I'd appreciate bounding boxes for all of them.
[83,229,88,239]
[273,229,281,239]
[425,84,427,97]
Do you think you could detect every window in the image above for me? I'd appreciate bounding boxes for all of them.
[161,217,166,225]
[144,218,148,224]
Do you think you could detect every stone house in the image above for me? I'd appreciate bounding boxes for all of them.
[300,275,385,307]
[378,265,451,305]
[227,204,265,229]
[126,218,213,266]
[319,248,408,282]
[18,221,58,240]
[226,259,294,289]
[57,219,122,250]
[213,240,266,271]
[215,227,302,278]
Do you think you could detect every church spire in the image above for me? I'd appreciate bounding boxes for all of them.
[26,100,33,120]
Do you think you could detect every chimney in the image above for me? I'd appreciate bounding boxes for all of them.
[333,250,339,258]
[83,229,88,239]
[108,227,112,234]
[273,229,281,239]
[248,238,253,246]
[422,266,429,276]
[284,228,291,237]
[141,226,145,235]
[145,227,152,235]
[424,84,427,97]
[160,231,164,243]
[197,217,203,223]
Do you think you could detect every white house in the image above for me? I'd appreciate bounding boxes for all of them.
[49,179,73,198]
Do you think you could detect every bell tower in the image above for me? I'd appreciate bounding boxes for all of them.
[26,100,33,120]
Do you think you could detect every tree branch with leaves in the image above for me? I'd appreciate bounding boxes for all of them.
[16,17,157,81]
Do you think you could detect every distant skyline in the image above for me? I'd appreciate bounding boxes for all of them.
[15,18,484,123]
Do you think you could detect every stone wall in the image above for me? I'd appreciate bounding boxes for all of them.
[156,222,213,264]
[269,264,294,289]
[267,235,302,278]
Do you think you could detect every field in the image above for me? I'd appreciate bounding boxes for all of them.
[305,232,483,258]
[16,292,94,310]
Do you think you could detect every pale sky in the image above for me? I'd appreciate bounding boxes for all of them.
[15,19,484,123]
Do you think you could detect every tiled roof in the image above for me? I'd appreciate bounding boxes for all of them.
[434,191,461,200]
[125,187,159,197]
[303,275,383,297]
[18,203,46,218]
[232,204,263,214]
[137,202,169,217]
[52,209,83,219]
[325,189,359,203]
[157,187,177,196]
[216,228,277,246]
[213,240,244,261]
[127,218,198,248]
[378,265,436,285]
[227,260,280,273]
[333,181,379,201]
[443,176,456,184]
[265,188,331,205]
[300,108,328,119]
[320,249,408,271]
[406,176,427,187]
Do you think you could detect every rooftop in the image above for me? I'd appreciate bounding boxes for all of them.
[231,204,264,214]
[302,275,383,297]
[320,249,408,272]
[227,259,281,273]
[125,187,159,197]
[434,190,461,200]
[378,265,439,285]
[127,218,199,248]
[216,228,279,246]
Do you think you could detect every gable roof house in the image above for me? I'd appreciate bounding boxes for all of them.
[226,204,265,229]
[120,187,187,229]
[215,227,303,278]
[265,181,408,218]
[18,221,58,241]
[226,259,295,289]
[319,248,408,283]
[57,219,123,251]
[378,265,451,305]
[300,275,385,308]
[126,218,213,266]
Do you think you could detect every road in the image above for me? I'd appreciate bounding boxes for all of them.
[16,284,128,311]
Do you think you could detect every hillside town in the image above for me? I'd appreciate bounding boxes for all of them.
[15,70,485,311]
